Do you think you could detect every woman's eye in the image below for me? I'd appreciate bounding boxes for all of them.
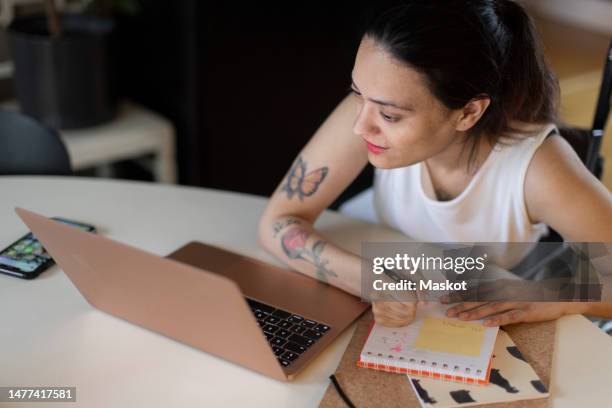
[380,112,399,122]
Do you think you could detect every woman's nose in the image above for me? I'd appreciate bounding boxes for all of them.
[352,104,379,137]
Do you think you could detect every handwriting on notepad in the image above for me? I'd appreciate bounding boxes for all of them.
[414,317,485,357]
[442,319,485,332]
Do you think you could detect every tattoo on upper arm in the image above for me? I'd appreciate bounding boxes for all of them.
[272,217,302,238]
[281,156,329,201]
[279,226,337,282]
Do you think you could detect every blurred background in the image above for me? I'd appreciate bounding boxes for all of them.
[0,0,610,202]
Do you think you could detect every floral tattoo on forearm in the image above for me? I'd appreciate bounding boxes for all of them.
[280,227,337,282]
[272,217,302,238]
[281,156,328,201]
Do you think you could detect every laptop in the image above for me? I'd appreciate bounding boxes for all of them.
[15,208,369,381]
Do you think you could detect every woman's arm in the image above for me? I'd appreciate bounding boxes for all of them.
[578,302,612,319]
[452,135,612,324]
[445,300,612,326]
[524,134,612,242]
[260,214,363,296]
[525,135,612,320]
[258,94,369,297]
[259,94,420,326]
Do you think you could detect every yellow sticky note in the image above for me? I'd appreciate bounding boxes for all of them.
[414,317,485,356]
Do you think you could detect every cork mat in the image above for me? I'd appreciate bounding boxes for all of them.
[319,311,556,408]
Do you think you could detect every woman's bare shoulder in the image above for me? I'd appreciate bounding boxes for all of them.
[524,133,612,239]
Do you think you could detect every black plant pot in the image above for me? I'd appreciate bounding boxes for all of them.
[8,14,118,129]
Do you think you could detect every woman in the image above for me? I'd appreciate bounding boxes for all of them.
[258,0,612,327]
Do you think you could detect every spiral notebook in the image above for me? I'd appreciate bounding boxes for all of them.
[408,329,549,407]
[358,303,499,385]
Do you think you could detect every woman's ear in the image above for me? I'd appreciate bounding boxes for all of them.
[455,96,491,132]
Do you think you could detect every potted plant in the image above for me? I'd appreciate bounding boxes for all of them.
[7,0,138,129]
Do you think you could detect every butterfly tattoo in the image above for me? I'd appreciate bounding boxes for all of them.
[282,156,329,201]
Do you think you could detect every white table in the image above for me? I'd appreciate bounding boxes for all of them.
[0,177,611,408]
[1,101,177,184]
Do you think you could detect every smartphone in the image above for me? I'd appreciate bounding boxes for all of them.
[0,217,96,279]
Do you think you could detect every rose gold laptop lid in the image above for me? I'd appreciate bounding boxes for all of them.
[15,208,287,381]
[166,241,371,378]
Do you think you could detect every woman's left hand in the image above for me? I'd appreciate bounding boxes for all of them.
[445,302,581,327]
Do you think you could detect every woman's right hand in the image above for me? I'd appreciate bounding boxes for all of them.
[372,300,418,327]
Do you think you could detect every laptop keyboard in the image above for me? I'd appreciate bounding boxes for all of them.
[246,298,331,368]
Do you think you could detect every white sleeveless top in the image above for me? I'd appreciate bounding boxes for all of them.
[373,123,557,267]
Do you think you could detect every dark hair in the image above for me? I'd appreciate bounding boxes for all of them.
[363,0,560,168]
